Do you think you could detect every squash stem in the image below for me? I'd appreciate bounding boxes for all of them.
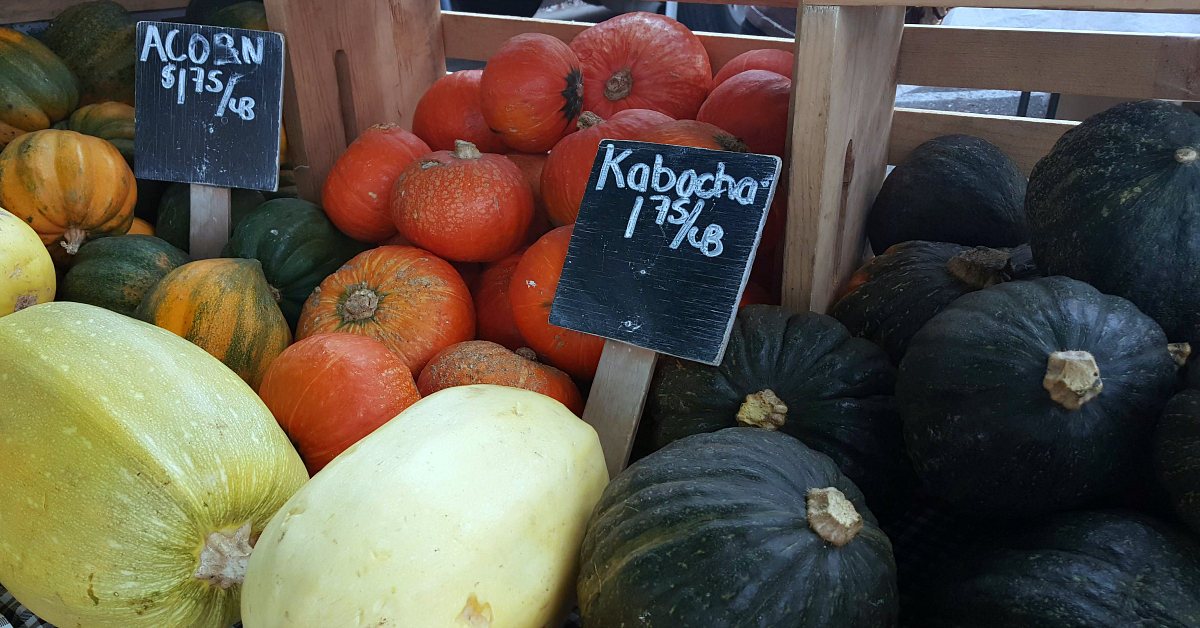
[806,487,863,546]
[194,523,255,589]
[61,225,87,256]
[946,247,1010,289]
[577,111,605,130]
[1043,350,1103,410]
[604,68,634,101]
[340,286,380,322]
[453,140,483,160]
[736,389,788,430]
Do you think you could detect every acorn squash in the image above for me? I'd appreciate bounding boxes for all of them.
[136,258,291,390]
[43,1,136,106]
[0,301,307,628]
[0,27,79,148]
[0,206,55,316]
[207,1,268,29]
[220,198,369,330]
[59,101,134,165]
[155,182,266,253]
[647,304,910,517]
[1028,99,1200,346]
[62,234,188,317]
[242,385,608,628]
[1156,389,1200,536]
[579,428,898,628]
[900,277,1180,518]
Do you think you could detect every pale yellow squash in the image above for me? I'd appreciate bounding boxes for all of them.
[0,302,308,628]
[0,206,54,316]
[242,384,608,628]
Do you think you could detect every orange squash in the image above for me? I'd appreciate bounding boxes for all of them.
[636,119,747,153]
[0,129,134,264]
[480,33,584,153]
[739,281,772,308]
[418,340,584,415]
[510,225,605,380]
[296,245,475,374]
[541,109,673,225]
[412,69,508,154]
[712,48,794,89]
[697,69,791,158]
[136,258,292,390]
[127,217,154,235]
[321,124,430,242]
[392,140,534,263]
[258,333,421,474]
[475,250,527,351]
[505,152,554,243]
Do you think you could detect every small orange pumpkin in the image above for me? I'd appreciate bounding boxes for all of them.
[480,33,584,153]
[412,69,508,154]
[505,152,554,243]
[321,124,431,243]
[418,340,584,415]
[712,48,794,89]
[636,119,747,153]
[697,69,791,157]
[475,250,527,351]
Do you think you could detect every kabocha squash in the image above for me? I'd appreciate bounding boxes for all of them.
[137,258,292,391]
[207,1,269,30]
[43,1,136,105]
[541,109,673,225]
[569,12,711,120]
[61,234,188,317]
[418,341,584,415]
[510,225,605,380]
[0,28,79,148]
[321,124,431,242]
[697,70,790,158]
[0,207,55,317]
[412,70,508,153]
[156,182,266,253]
[1156,389,1200,535]
[648,304,910,517]
[392,140,534,263]
[899,277,1179,518]
[258,333,420,475]
[712,48,794,88]
[868,134,1027,253]
[242,385,608,628]
[830,241,1020,364]
[480,33,584,153]
[506,152,554,239]
[475,251,527,350]
[296,245,475,374]
[909,510,1200,628]
[579,428,898,628]
[59,101,134,164]
[0,129,135,264]
[0,302,307,628]
[221,198,369,330]
[1028,100,1200,346]
[636,119,748,152]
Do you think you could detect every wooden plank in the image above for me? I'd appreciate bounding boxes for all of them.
[889,108,1078,176]
[263,0,445,203]
[189,184,231,259]
[782,5,905,314]
[1,0,185,23]
[582,341,658,479]
[813,0,1199,11]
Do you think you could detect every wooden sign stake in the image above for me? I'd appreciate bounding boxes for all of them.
[188,184,232,259]
[583,341,659,479]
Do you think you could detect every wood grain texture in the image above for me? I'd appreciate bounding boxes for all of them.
[890,108,1078,175]
[812,0,1199,11]
[582,340,658,479]
[189,184,231,260]
[262,0,445,202]
[0,0,185,24]
[782,5,905,315]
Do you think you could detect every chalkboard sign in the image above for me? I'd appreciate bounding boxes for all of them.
[550,140,782,365]
[133,21,284,191]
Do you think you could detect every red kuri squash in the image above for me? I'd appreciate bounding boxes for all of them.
[411,69,508,154]
[417,340,584,415]
[739,281,772,308]
[506,152,554,242]
[480,33,584,153]
[475,250,526,350]
[636,119,748,153]
[712,48,794,89]
[321,124,430,242]
[259,333,421,474]
[697,69,791,157]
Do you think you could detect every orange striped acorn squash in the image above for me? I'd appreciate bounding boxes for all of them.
[55,101,135,165]
[136,258,291,390]
[0,28,79,149]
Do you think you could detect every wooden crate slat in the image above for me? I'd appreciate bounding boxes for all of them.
[676,0,1199,11]
[1,0,186,24]
[890,108,1078,175]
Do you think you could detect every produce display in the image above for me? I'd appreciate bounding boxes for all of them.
[0,28,78,148]
[61,234,189,316]
[155,183,266,252]
[42,0,135,105]
[418,340,585,415]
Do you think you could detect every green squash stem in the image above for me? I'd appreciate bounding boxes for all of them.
[1044,350,1103,410]
[806,487,863,546]
[194,523,255,589]
[945,247,1010,289]
[736,389,788,430]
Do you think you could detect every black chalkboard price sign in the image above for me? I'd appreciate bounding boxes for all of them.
[133,21,284,191]
[550,140,782,366]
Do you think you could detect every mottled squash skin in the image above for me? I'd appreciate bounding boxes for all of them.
[1156,389,1200,536]
[43,1,136,105]
[62,235,188,317]
[0,28,79,148]
[418,341,584,415]
[0,207,55,316]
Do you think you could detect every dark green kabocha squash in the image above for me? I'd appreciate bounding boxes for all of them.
[1156,388,1200,535]
[907,510,1200,628]
[221,199,369,330]
[61,235,189,317]
[579,428,898,628]
[899,276,1180,519]
[42,1,136,105]
[866,134,1027,254]
[1027,99,1200,346]
[830,241,1023,364]
[647,304,910,517]
[155,182,266,253]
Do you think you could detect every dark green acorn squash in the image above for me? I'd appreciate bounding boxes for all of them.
[155,182,266,253]
[43,1,136,106]
[831,241,1020,364]
[208,1,269,30]
[1027,99,1200,346]
[221,198,369,330]
[0,27,79,149]
[899,276,1179,519]
[908,510,1200,628]
[186,0,262,24]
[867,134,1027,253]
[1156,389,1200,536]
[647,304,910,517]
[579,428,898,628]
[61,235,189,317]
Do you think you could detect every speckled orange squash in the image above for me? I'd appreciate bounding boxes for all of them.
[505,152,554,242]
[712,48,794,89]
[0,129,135,264]
[636,119,747,153]
[418,340,584,415]
[480,33,584,153]
[295,245,475,374]
[411,70,508,154]
[475,250,527,350]
[321,124,431,243]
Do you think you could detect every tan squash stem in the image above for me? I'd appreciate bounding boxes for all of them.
[1044,350,1103,410]
[807,487,863,546]
[267,284,282,303]
[194,523,254,589]
[61,226,87,255]
[515,347,538,362]
[717,134,750,153]
[453,140,483,160]
[736,389,788,430]
[1169,342,1192,367]
[945,247,1011,289]
[341,286,380,322]
[1176,147,1198,164]
[577,111,605,130]
[604,68,634,101]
